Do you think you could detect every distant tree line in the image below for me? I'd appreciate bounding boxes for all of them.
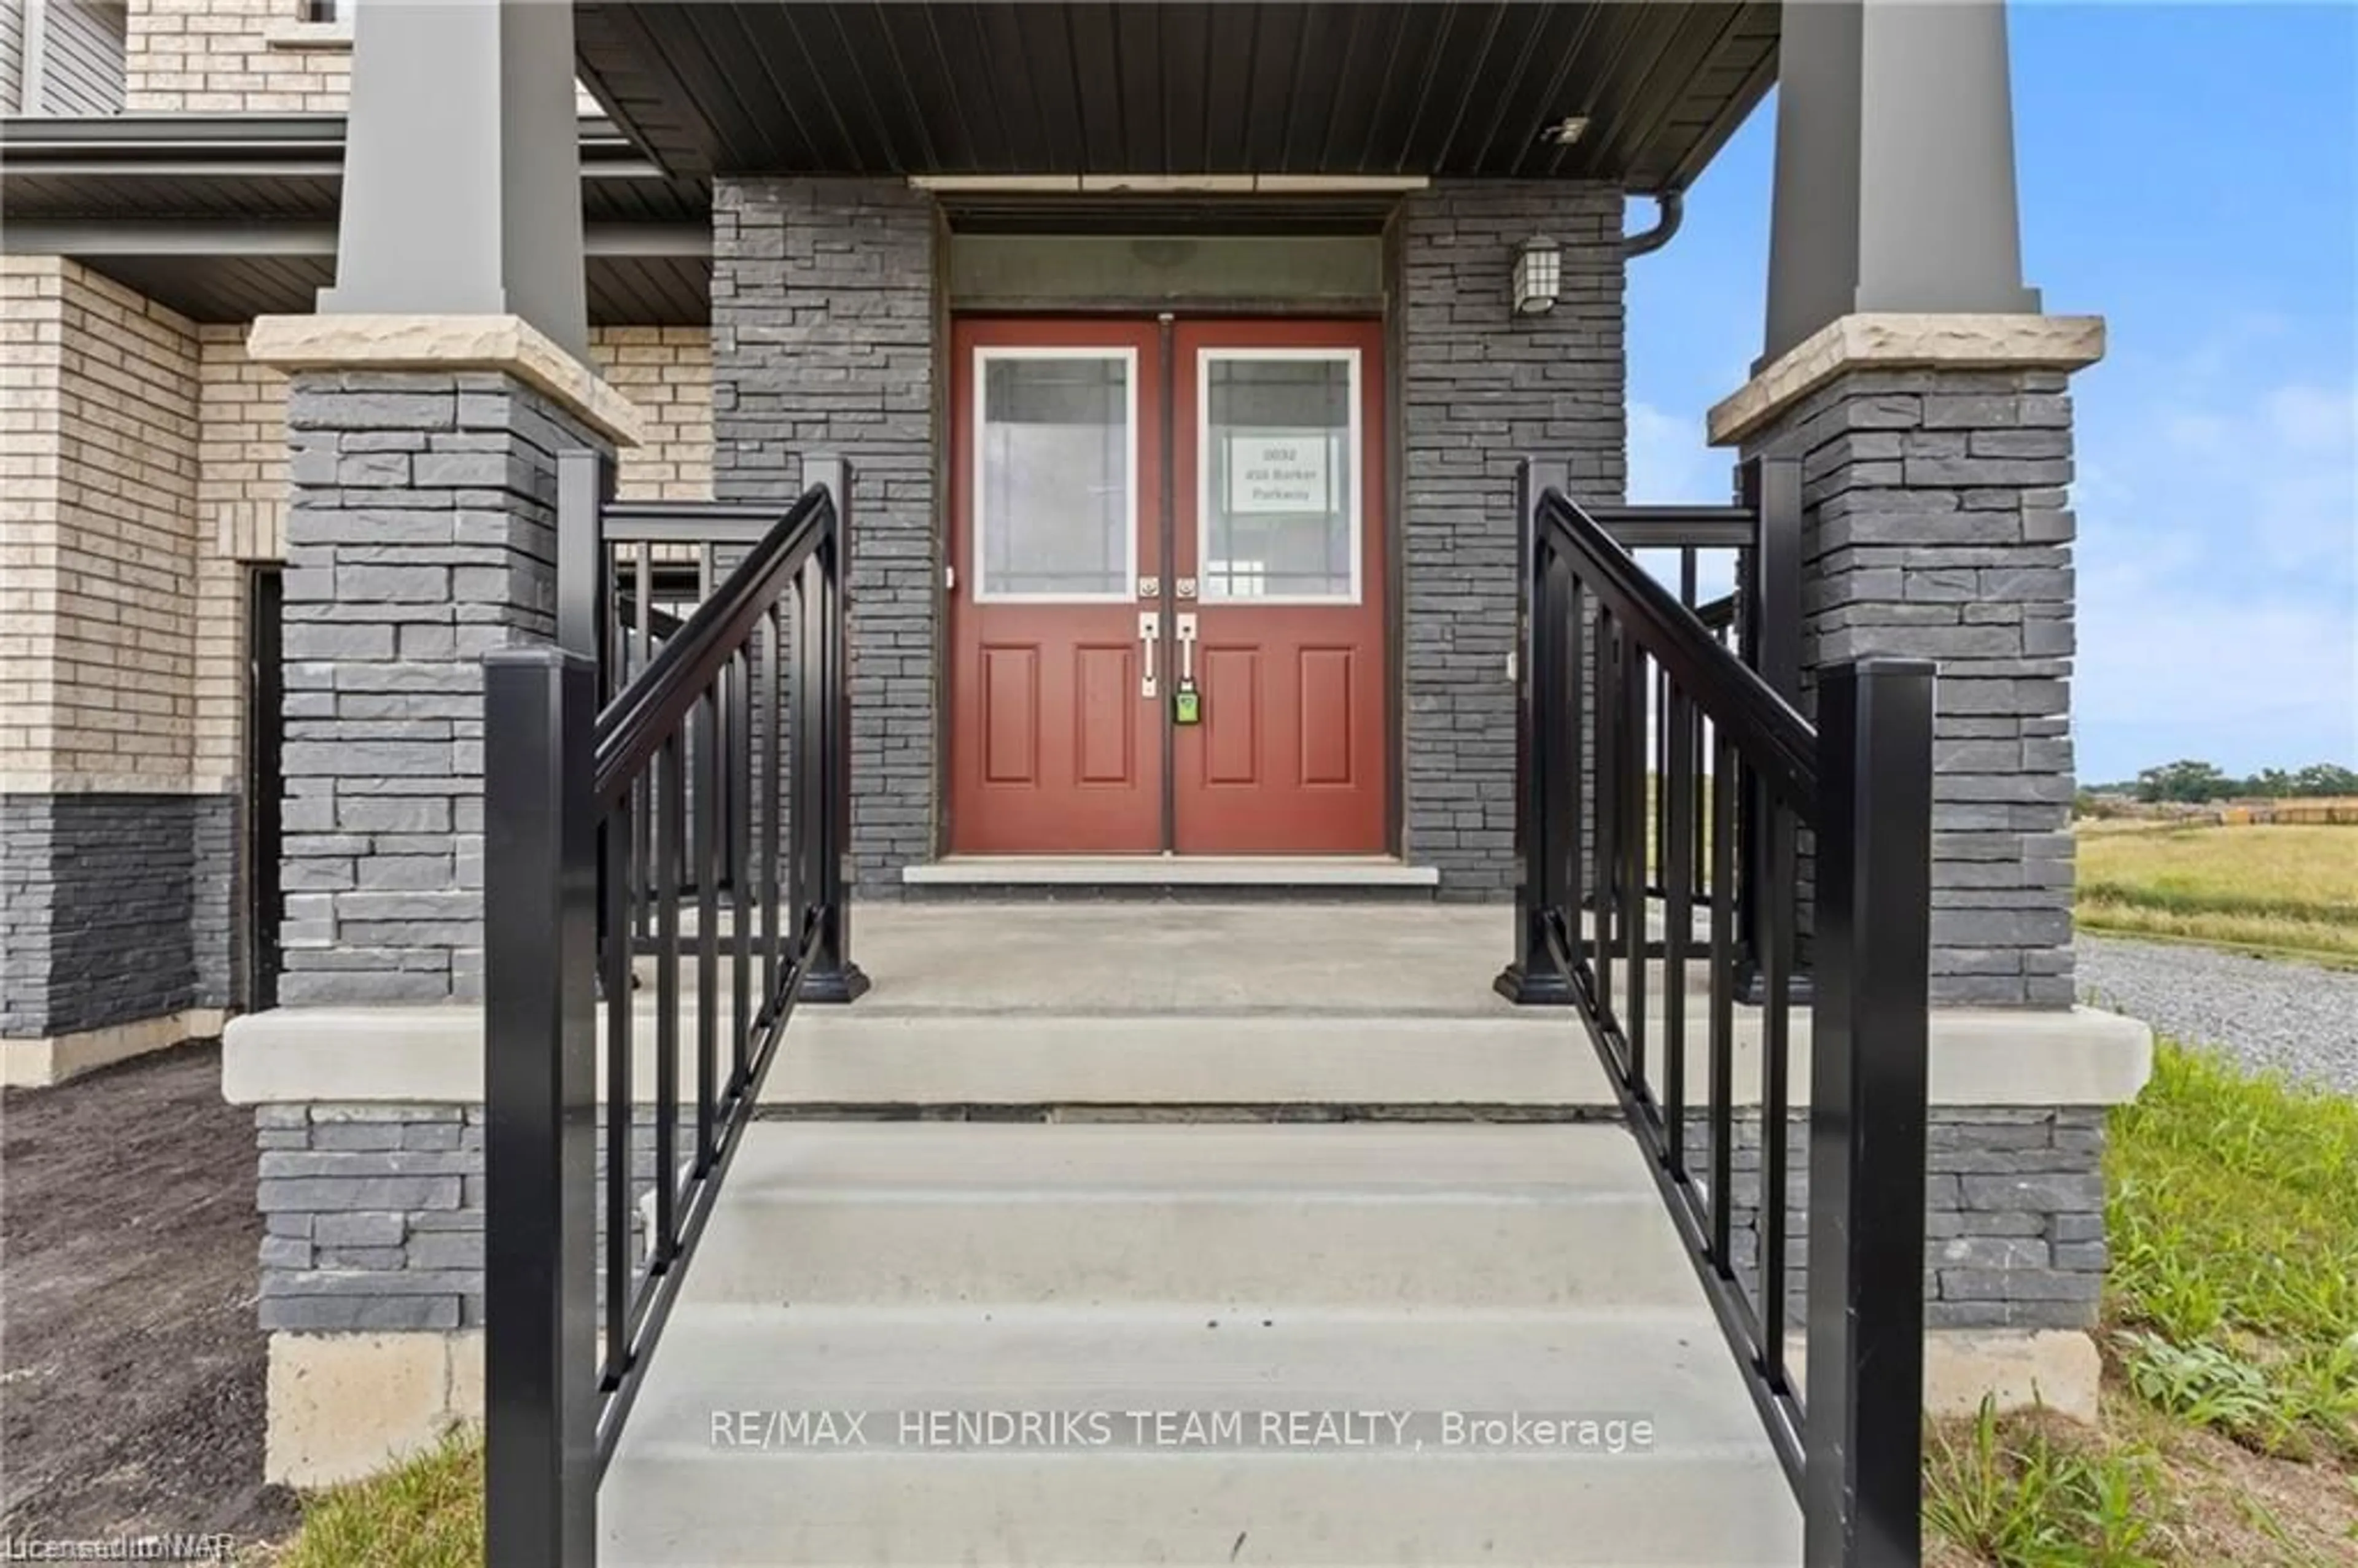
[2085,759,2358,804]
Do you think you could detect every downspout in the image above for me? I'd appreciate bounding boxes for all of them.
[1621,191,1686,258]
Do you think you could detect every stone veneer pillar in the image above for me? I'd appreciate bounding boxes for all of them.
[232,315,640,1481]
[1711,315,2103,1006]
[710,177,936,894]
[270,362,615,1003]
[1704,312,2138,1371]
[1393,182,1627,900]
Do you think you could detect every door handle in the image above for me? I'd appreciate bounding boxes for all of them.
[1138,611,1160,698]
[1177,612,1197,683]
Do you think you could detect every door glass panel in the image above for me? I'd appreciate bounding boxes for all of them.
[976,352,1134,600]
[1200,352,1356,602]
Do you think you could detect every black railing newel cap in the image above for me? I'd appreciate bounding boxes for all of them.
[483,643,596,671]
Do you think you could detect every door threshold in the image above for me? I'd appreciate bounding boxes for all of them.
[901,855,1441,889]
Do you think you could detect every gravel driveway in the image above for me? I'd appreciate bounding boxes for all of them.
[2077,934,2358,1094]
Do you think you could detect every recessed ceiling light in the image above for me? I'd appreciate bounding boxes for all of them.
[1541,116,1590,147]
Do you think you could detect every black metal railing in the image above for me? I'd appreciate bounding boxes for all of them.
[1502,457,1934,1566]
[482,455,865,1566]
[1498,458,1803,995]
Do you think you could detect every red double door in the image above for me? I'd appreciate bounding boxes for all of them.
[947,317,1388,855]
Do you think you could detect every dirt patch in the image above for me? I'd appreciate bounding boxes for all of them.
[1,1040,298,1550]
[2114,1391,2358,1567]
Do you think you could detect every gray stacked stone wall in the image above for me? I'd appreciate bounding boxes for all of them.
[257,1104,486,1332]
[255,1103,689,1332]
[276,372,610,1004]
[1691,1107,2106,1332]
[712,178,937,896]
[1741,368,2077,1004]
[0,793,204,1036]
[1395,182,1627,902]
[194,790,240,1009]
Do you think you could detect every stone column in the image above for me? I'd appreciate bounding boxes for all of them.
[1696,0,2151,1417]
[219,0,648,1485]
[254,332,639,1004]
[1394,181,1627,900]
[1712,318,2102,1005]
[710,177,938,893]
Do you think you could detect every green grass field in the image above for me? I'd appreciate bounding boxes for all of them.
[2076,823,2358,964]
[1926,1042,2358,1566]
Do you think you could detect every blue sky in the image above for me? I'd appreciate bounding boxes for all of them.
[1625,2,2358,784]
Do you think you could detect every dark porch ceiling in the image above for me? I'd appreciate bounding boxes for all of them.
[574,1,1778,190]
[0,115,714,324]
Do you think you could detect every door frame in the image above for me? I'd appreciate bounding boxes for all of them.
[1170,317,1389,855]
[245,563,282,1010]
[938,309,1399,858]
[944,316,1169,855]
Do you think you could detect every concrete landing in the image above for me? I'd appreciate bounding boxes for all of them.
[902,855,1442,890]
[776,902,1579,1109]
[227,901,2149,1112]
[838,902,1523,1016]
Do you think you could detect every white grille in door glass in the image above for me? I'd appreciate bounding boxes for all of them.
[1200,352,1357,602]
[976,351,1135,599]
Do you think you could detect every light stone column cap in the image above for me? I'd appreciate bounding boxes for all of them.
[246,313,644,448]
[1708,312,2106,447]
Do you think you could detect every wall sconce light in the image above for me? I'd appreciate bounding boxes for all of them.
[1513,235,1562,316]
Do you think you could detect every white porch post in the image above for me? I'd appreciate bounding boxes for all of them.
[1761,0,2041,367]
[317,0,590,361]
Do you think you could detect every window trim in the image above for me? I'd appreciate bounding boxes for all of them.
[970,344,1142,606]
[1194,345,1364,607]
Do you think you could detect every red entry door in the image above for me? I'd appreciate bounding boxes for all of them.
[947,319,1164,853]
[1172,320,1388,853]
[946,317,1388,856]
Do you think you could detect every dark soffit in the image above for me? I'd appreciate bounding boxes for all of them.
[0,114,714,322]
[61,253,709,326]
[574,1,1778,191]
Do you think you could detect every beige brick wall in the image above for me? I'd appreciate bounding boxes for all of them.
[586,327,714,503]
[6,295,709,790]
[0,258,202,792]
[176,324,711,786]
[192,325,285,789]
[125,0,349,113]
[125,0,603,114]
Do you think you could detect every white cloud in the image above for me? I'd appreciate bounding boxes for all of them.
[2075,573,2356,778]
[2074,360,2358,776]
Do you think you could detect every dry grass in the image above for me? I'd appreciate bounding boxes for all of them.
[2076,823,2358,963]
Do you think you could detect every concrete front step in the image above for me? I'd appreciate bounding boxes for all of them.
[602,1446,1799,1566]
[687,1124,1697,1310]
[618,1306,1769,1435]
[600,1121,1799,1565]
[603,984,2136,1114]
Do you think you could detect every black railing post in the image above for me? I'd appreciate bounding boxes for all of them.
[1738,452,1804,999]
[1497,456,1576,1005]
[557,449,614,670]
[1802,656,1934,1568]
[800,454,870,1004]
[483,645,600,1568]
